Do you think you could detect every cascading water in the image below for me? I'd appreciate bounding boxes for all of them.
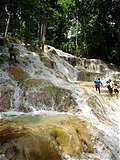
[0,44,120,160]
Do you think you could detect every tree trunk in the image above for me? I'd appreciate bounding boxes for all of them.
[38,21,47,51]
[4,14,10,38]
[75,18,78,54]
[4,5,11,38]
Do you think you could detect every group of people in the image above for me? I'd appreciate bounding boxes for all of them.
[106,79,119,97]
[94,78,119,97]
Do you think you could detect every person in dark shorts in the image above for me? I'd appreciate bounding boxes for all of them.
[94,78,102,94]
[114,83,119,97]
[9,44,17,64]
[106,79,113,96]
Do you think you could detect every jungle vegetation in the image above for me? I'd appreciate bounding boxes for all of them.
[0,0,120,65]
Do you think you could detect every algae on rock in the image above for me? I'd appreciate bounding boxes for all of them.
[0,115,93,160]
[9,67,29,82]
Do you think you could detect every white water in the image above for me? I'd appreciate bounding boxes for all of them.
[0,44,120,160]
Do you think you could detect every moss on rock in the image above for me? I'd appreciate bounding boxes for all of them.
[40,53,55,69]
[0,115,93,159]
[9,67,29,82]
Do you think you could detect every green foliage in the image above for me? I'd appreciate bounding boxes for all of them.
[0,0,120,65]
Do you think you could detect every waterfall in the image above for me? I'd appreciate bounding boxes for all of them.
[0,44,120,160]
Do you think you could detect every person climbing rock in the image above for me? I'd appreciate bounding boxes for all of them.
[106,79,114,96]
[114,83,119,98]
[9,44,17,64]
[94,78,102,94]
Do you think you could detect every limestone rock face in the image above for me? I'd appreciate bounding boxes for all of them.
[0,115,93,160]
[0,88,14,112]
[77,70,103,82]
[40,53,55,69]
[7,65,77,112]
[0,121,61,160]
[20,79,77,112]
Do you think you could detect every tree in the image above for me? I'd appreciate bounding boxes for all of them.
[0,0,120,65]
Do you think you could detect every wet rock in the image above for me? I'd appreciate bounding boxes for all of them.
[0,88,14,112]
[8,67,29,83]
[0,115,93,159]
[18,105,33,113]
[21,79,77,112]
[77,70,103,82]
[0,121,61,160]
[0,70,12,86]
[40,53,55,69]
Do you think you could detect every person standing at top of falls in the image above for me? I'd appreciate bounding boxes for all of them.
[9,44,18,64]
[94,78,102,94]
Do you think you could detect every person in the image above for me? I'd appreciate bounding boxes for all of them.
[106,79,114,96]
[114,83,119,97]
[94,78,102,94]
[9,44,17,64]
